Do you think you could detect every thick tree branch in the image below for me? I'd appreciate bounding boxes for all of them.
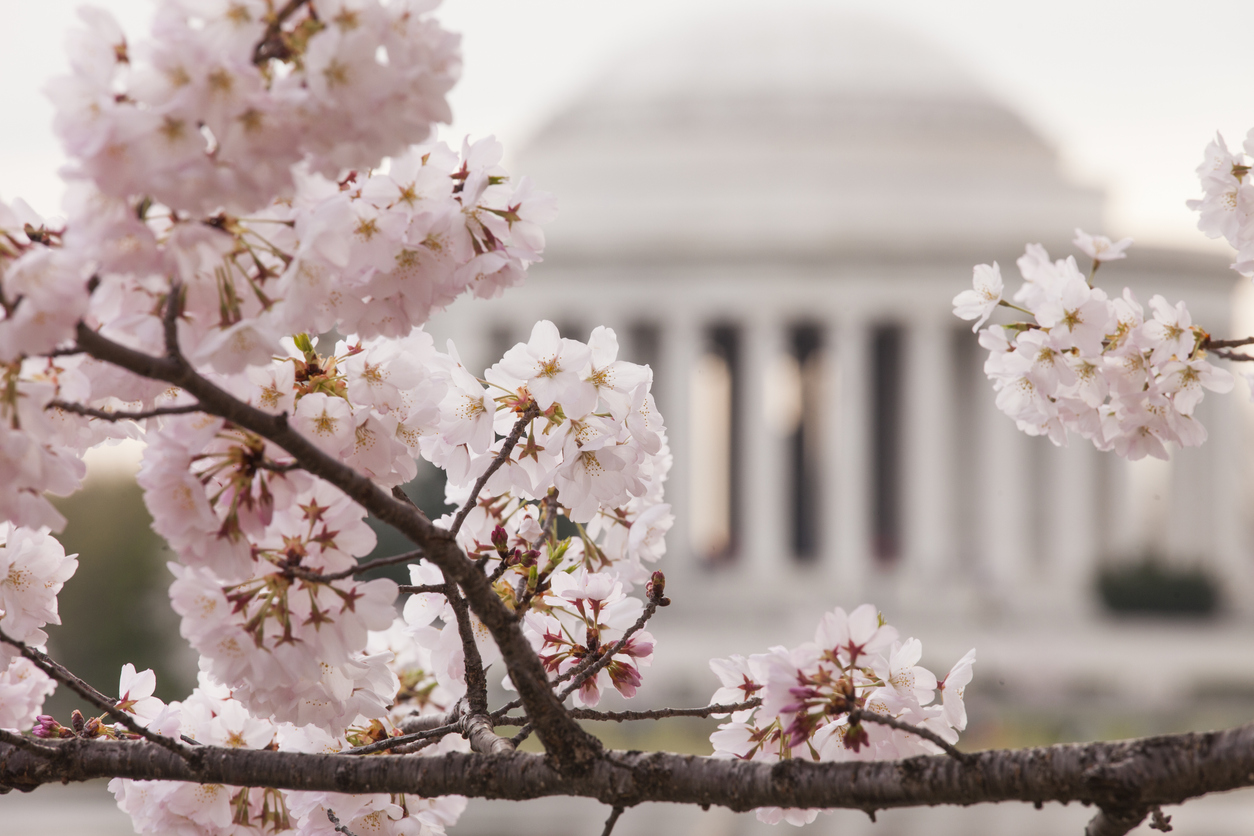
[72,323,600,771]
[7,722,1254,814]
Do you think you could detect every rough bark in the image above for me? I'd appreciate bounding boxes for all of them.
[4,721,1254,816]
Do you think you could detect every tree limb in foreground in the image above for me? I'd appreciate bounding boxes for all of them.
[3,721,1253,824]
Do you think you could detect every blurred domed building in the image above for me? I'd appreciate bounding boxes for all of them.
[434,10,1250,711]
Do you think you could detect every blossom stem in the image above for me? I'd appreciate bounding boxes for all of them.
[997,299,1035,316]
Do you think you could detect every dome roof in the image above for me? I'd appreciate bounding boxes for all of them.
[591,12,986,107]
[517,10,1103,261]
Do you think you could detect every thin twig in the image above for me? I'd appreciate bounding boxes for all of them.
[556,596,660,702]
[0,629,193,760]
[397,583,449,596]
[253,0,312,63]
[46,400,203,422]
[288,549,425,584]
[1206,336,1254,349]
[514,699,762,725]
[509,723,533,748]
[441,566,491,714]
[448,403,539,538]
[162,280,184,362]
[0,729,59,757]
[600,805,626,836]
[848,708,971,762]
[1209,347,1254,362]
[486,599,671,727]
[398,711,456,734]
[340,722,460,756]
[325,809,359,836]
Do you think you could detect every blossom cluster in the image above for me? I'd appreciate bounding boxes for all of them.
[954,232,1233,460]
[105,668,466,836]
[709,604,975,826]
[396,320,671,706]
[0,523,76,732]
[1187,132,1254,276]
[53,0,459,216]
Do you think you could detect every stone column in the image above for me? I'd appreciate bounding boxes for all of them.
[742,317,791,582]
[978,385,1032,600]
[659,314,701,584]
[1202,395,1254,616]
[1047,441,1098,614]
[826,320,870,598]
[902,319,954,588]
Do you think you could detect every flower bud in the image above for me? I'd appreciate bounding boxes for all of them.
[491,525,509,554]
[647,571,669,606]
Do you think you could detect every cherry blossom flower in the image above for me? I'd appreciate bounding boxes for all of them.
[952,262,1003,331]
[1073,228,1133,262]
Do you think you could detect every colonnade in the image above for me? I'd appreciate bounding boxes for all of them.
[444,296,1252,620]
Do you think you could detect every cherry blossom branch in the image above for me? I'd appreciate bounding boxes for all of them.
[847,708,971,763]
[333,548,424,580]
[280,548,428,586]
[0,628,193,760]
[512,588,665,746]
[72,323,602,771]
[448,402,540,538]
[1,636,114,707]
[556,587,664,702]
[46,400,204,422]
[8,721,1254,815]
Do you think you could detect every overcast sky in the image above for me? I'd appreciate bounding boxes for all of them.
[1,0,1251,251]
